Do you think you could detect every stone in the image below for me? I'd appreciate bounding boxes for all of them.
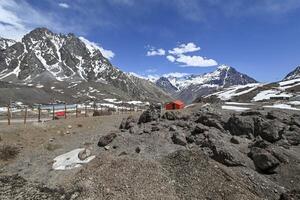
[225,115,254,138]
[104,146,110,151]
[98,132,117,147]
[162,111,177,120]
[135,147,141,153]
[68,125,72,129]
[191,124,209,135]
[119,115,136,130]
[254,118,280,143]
[171,132,187,146]
[196,114,224,131]
[78,149,91,160]
[151,126,160,132]
[249,147,280,174]
[230,136,240,144]
[169,125,177,132]
[138,105,161,124]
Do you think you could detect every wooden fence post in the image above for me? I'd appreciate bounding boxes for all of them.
[52,104,55,120]
[64,103,67,119]
[85,104,87,117]
[7,104,11,125]
[76,104,78,118]
[38,105,41,122]
[24,106,27,124]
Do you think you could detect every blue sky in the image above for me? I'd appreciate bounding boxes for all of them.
[1,0,300,82]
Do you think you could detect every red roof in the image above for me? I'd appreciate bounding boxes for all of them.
[172,100,184,105]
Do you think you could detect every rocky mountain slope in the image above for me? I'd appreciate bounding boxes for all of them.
[156,65,257,104]
[0,28,170,105]
[199,65,300,104]
[284,66,300,81]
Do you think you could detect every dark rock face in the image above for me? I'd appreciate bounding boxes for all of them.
[253,118,281,142]
[249,147,280,174]
[280,190,300,200]
[171,132,187,146]
[162,111,177,120]
[155,77,178,94]
[225,115,254,138]
[98,132,117,147]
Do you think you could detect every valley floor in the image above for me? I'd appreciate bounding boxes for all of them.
[0,103,299,200]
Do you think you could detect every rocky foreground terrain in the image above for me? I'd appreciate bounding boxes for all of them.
[0,103,300,199]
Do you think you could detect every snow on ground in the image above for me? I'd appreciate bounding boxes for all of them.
[104,98,122,104]
[209,83,261,100]
[222,105,250,112]
[52,148,95,170]
[288,101,300,106]
[225,102,254,106]
[279,78,300,86]
[252,90,292,102]
[263,104,300,111]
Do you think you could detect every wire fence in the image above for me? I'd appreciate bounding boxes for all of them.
[0,102,148,125]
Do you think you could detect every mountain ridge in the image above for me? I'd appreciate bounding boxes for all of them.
[0,28,171,105]
[155,65,257,103]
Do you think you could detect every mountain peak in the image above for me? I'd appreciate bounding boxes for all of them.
[217,64,231,71]
[284,66,300,81]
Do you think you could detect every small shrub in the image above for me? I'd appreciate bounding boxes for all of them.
[0,145,19,161]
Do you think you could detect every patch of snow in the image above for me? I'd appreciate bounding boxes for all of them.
[222,105,250,112]
[288,101,300,106]
[263,104,300,111]
[52,148,95,170]
[225,102,254,106]
[279,78,300,86]
[253,90,292,101]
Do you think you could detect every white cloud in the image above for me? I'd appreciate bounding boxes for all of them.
[128,72,160,82]
[58,3,70,9]
[166,55,176,62]
[79,36,115,60]
[146,48,166,56]
[0,0,65,40]
[176,54,217,67]
[169,42,201,55]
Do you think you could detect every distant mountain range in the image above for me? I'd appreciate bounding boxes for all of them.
[155,65,257,103]
[197,65,300,104]
[0,27,299,106]
[0,28,170,105]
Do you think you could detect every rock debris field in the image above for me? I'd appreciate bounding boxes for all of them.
[0,103,299,200]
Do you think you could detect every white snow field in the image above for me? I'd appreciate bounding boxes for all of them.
[52,148,95,170]
[221,105,250,112]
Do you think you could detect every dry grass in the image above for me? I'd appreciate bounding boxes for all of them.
[0,145,19,161]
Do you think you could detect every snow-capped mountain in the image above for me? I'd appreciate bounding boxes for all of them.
[0,28,170,105]
[283,66,300,81]
[198,65,300,104]
[0,37,16,51]
[155,65,257,103]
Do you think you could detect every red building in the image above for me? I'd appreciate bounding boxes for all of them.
[165,100,185,110]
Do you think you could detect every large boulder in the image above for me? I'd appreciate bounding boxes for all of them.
[283,125,300,145]
[195,130,247,167]
[119,115,136,130]
[195,114,224,131]
[249,147,280,174]
[138,105,161,124]
[162,111,178,120]
[171,132,187,146]
[225,115,254,138]
[253,118,280,143]
[98,132,117,147]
